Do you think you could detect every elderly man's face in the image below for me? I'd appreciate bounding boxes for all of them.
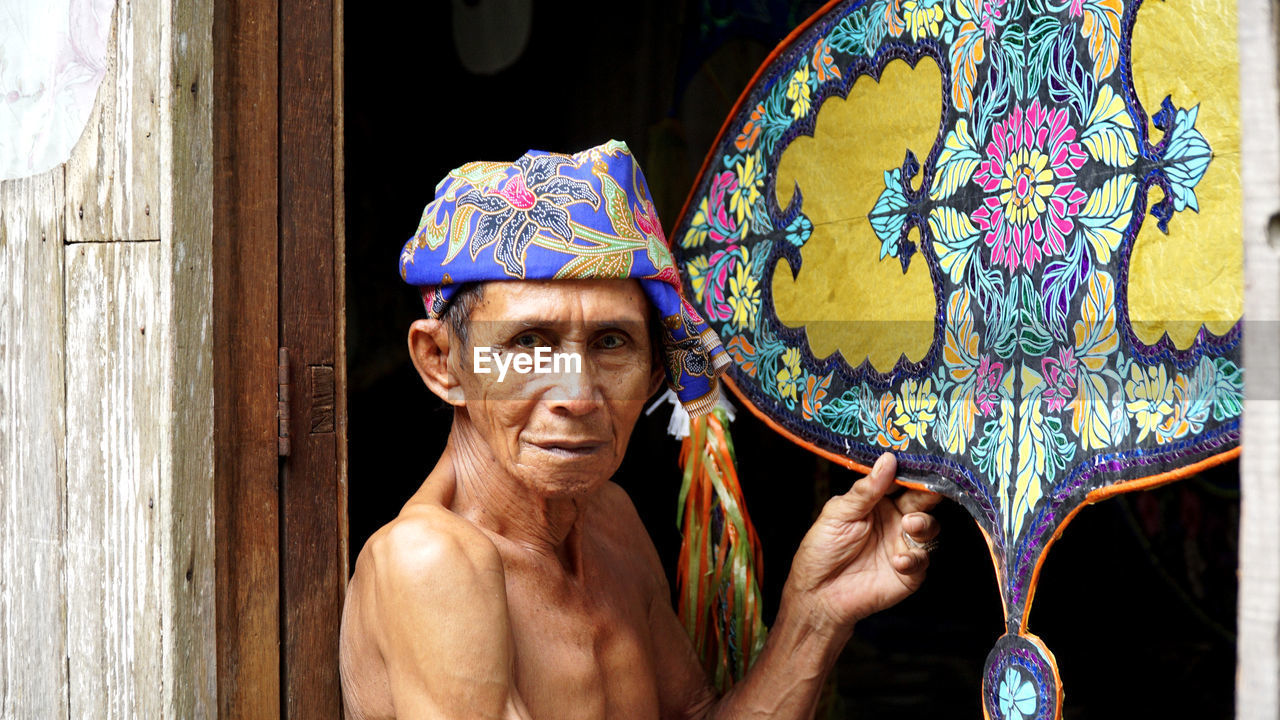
[450,279,661,497]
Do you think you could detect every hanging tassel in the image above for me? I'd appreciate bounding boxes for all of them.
[646,387,736,439]
[674,403,766,690]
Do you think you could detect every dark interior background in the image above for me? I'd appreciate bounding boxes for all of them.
[343,2,1239,717]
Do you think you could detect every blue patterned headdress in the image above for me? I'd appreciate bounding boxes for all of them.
[400,140,728,415]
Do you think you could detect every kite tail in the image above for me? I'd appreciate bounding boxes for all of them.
[676,407,767,689]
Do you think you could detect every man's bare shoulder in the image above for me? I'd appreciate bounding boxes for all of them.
[342,496,520,719]
[346,499,507,653]
[360,501,503,592]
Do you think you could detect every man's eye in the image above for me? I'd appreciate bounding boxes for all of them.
[513,332,549,349]
[597,333,626,350]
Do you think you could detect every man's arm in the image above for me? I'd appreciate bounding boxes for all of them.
[647,575,845,720]
[346,509,531,720]
[650,452,940,720]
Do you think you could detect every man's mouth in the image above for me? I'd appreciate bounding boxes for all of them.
[528,440,605,457]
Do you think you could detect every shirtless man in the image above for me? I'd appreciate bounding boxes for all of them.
[340,144,941,719]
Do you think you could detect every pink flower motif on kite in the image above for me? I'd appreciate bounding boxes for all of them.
[980,0,1006,37]
[971,100,1088,273]
[683,170,743,249]
[707,171,740,243]
[694,250,738,322]
[685,171,747,321]
[1041,347,1080,413]
[974,354,1006,417]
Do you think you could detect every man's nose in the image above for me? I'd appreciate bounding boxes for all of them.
[545,363,602,415]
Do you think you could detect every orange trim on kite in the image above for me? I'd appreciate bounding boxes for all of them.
[1016,444,1240,634]
[738,346,1235,719]
[1025,632,1065,720]
[978,631,1065,720]
[725,372,1240,613]
[975,524,1009,625]
[729,365,1241,623]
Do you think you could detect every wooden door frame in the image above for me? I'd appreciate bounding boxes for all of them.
[208,1,1280,717]
[213,0,346,716]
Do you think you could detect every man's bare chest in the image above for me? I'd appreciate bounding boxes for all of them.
[500,554,662,720]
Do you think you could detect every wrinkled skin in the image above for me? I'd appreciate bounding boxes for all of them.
[340,279,941,719]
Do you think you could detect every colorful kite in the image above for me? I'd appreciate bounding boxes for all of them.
[672,0,1242,715]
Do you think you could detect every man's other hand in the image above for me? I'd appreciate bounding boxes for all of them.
[781,452,941,637]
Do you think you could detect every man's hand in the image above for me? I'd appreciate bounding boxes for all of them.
[694,452,942,720]
[781,452,941,636]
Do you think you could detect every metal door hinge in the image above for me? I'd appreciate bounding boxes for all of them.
[278,347,291,457]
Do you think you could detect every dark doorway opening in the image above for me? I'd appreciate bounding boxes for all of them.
[342,3,1237,717]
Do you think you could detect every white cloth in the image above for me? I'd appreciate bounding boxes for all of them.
[0,0,114,179]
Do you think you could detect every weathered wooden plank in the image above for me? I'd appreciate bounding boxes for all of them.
[1237,0,1280,717]
[334,0,350,586]
[0,169,68,718]
[159,0,216,714]
[65,0,162,242]
[212,0,281,715]
[280,0,344,714]
[64,241,165,719]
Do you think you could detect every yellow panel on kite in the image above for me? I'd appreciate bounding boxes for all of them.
[1127,0,1241,347]
[772,58,941,370]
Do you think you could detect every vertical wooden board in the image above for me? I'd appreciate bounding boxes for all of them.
[1238,0,1280,717]
[160,0,216,715]
[212,0,282,714]
[280,0,343,714]
[333,0,349,584]
[64,241,165,719]
[65,0,162,242]
[0,170,68,718]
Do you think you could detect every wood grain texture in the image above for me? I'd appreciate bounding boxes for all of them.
[1237,0,1280,717]
[159,0,216,714]
[334,0,350,590]
[64,241,165,719]
[212,0,283,713]
[280,0,344,714]
[2,1,215,717]
[0,169,68,718]
[65,0,162,242]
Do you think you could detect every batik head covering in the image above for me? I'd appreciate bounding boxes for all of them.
[399,140,729,415]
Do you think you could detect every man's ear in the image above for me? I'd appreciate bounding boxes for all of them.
[408,319,465,407]
[647,362,666,399]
